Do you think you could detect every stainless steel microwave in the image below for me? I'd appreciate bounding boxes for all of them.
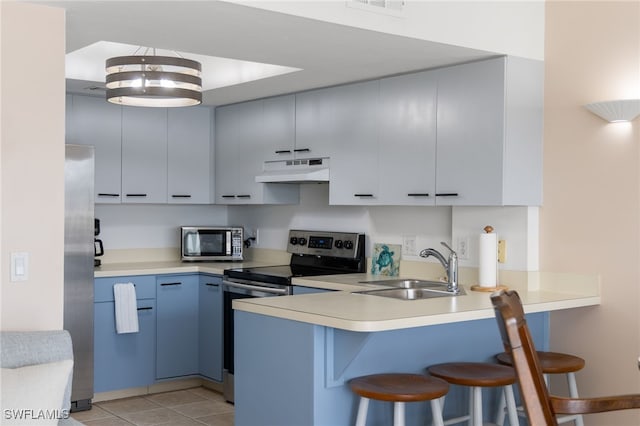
[181,226,243,261]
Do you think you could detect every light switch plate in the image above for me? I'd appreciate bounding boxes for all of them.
[11,252,29,282]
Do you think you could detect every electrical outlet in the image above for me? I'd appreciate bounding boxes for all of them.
[457,237,470,260]
[498,239,506,263]
[254,229,259,246]
[402,235,416,256]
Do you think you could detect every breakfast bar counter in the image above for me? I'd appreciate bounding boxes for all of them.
[232,271,599,426]
[233,271,600,332]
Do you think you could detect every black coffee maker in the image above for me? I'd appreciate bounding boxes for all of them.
[94,218,104,267]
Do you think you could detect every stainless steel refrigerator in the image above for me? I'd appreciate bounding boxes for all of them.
[64,144,95,411]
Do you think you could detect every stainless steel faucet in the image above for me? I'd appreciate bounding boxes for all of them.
[419,242,459,294]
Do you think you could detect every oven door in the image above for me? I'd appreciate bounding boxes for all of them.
[222,279,290,403]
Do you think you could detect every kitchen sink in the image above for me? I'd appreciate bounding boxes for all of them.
[354,287,464,300]
[359,278,449,289]
[354,278,465,300]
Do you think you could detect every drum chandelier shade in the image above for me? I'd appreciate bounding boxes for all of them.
[105,53,202,107]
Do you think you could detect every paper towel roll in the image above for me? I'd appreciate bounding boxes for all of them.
[478,231,498,287]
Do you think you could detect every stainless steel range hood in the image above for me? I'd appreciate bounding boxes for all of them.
[255,158,330,183]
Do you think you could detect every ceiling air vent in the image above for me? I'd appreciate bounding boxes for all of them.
[347,0,405,16]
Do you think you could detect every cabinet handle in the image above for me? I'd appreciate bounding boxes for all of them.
[137,307,153,311]
[160,282,182,286]
[236,195,251,198]
[294,148,310,153]
[354,194,374,197]
[221,195,236,199]
[275,150,292,154]
[205,283,220,287]
[171,194,192,198]
[97,193,120,197]
[435,193,459,197]
[408,193,430,197]
[126,193,148,197]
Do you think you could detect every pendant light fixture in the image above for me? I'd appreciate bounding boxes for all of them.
[105,47,202,107]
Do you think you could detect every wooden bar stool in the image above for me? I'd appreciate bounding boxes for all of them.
[427,362,519,426]
[496,351,585,426]
[349,373,449,426]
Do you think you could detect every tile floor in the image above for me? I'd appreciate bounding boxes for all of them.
[70,387,234,426]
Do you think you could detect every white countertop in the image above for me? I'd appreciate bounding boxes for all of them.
[93,260,600,333]
[234,272,601,332]
[94,260,273,277]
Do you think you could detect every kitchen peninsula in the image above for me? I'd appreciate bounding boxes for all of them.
[232,272,599,426]
[93,257,599,425]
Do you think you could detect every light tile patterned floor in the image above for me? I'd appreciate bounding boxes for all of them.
[70,387,234,426]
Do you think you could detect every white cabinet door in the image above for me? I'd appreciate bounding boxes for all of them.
[69,95,123,204]
[122,106,168,204]
[215,101,298,205]
[262,95,296,162]
[377,71,437,206]
[328,81,380,205]
[295,87,337,159]
[231,100,264,203]
[168,107,213,204]
[214,103,240,203]
[435,58,505,206]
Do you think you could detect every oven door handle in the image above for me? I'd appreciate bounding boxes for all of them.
[223,280,289,296]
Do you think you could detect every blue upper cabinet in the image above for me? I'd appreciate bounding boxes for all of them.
[156,274,200,379]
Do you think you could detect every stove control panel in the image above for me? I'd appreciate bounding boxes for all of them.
[287,230,363,259]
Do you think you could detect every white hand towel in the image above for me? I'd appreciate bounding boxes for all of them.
[113,283,139,334]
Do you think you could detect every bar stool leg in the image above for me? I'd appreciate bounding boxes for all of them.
[471,386,483,426]
[495,389,506,426]
[504,385,520,426]
[355,397,369,426]
[431,398,445,426]
[560,372,584,426]
[393,401,405,426]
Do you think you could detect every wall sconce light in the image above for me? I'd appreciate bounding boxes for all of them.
[583,99,640,123]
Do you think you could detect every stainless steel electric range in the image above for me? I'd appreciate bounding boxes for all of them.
[222,229,366,402]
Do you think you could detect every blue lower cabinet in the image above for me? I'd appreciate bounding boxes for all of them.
[198,275,223,381]
[156,274,199,379]
[94,299,156,392]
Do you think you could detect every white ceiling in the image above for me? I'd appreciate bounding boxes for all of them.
[33,0,495,106]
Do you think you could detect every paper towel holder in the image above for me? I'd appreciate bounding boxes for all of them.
[471,225,509,293]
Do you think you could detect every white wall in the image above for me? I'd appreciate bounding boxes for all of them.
[229,184,536,271]
[96,204,228,249]
[236,0,545,60]
[542,3,640,425]
[1,2,66,330]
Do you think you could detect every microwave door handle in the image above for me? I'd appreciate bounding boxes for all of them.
[223,280,288,296]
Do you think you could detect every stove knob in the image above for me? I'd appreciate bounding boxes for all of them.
[298,237,307,246]
[290,237,298,245]
[334,240,344,249]
[344,240,354,250]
